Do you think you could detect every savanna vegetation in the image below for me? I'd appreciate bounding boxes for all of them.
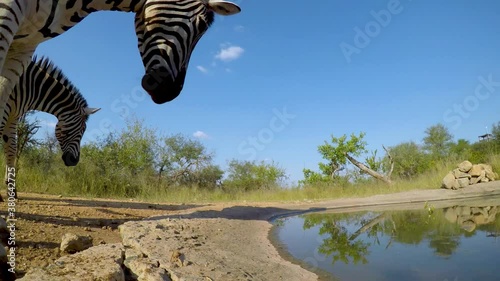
[8,116,500,203]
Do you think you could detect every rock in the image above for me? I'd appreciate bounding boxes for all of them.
[470,176,481,185]
[457,178,469,188]
[452,168,471,179]
[444,208,458,223]
[458,161,473,172]
[460,220,476,232]
[485,170,496,181]
[442,172,457,189]
[60,233,93,254]
[479,163,493,172]
[478,170,487,183]
[457,206,471,216]
[18,243,125,281]
[124,248,171,281]
[469,165,484,177]
[474,214,487,225]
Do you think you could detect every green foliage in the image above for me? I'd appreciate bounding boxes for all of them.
[386,142,431,179]
[312,132,368,180]
[491,122,500,143]
[449,139,471,159]
[364,149,383,173]
[303,213,370,265]
[469,140,497,163]
[422,123,453,159]
[156,133,222,188]
[223,160,287,191]
[300,168,334,186]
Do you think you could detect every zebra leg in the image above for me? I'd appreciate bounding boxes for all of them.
[0,2,29,131]
[0,49,34,134]
[3,121,16,201]
[0,0,26,70]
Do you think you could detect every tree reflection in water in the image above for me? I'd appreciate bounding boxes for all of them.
[301,203,500,266]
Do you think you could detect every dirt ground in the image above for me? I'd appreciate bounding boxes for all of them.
[2,182,500,280]
[0,193,202,278]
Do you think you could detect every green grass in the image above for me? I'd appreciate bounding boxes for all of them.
[10,155,500,204]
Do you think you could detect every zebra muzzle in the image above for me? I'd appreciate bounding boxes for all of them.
[141,67,186,104]
[62,153,79,167]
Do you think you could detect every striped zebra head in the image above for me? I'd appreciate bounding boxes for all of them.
[56,107,101,166]
[20,57,102,167]
[138,0,241,104]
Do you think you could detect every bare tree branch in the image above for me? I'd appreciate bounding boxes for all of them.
[345,153,393,185]
[382,145,394,179]
[349,213,387,241]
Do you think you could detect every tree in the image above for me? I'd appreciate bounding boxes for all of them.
[317,133,367,179]
[15,112,41,164]
[223,160,287,191]
[449,139,471,159]
[300,168,334,186]
[156,133,221,187]
[314,133,394,185]
[422,123,453,159]
[386,142,430,179]
[491,122,500,143]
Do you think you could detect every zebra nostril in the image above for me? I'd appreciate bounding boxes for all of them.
[62,153,79,166]
[141,67,187,104]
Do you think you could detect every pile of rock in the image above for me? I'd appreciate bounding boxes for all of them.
[441,161,498,190]
[443,205,498,232]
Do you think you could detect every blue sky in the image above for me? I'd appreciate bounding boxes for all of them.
[32,0,500,184]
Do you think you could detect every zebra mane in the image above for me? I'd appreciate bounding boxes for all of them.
[30,55,89,109]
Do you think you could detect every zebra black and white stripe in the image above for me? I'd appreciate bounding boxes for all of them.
[0,0,241,127]
[0,57,100,200]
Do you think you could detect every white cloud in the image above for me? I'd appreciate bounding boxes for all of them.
[40,120,57,128]
[196,65,208,74]
[234,25,245,32]
[225,68,232,73]
[215,46,244,62]
[193,131,210,139]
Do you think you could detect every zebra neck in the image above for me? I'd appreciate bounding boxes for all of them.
[36,90,80,120]
[85,0,145,13]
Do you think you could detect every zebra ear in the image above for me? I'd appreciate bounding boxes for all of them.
[84,107,101,115]
[207,0,241,16]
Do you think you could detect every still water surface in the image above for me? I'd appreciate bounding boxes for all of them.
[275,200,500,281]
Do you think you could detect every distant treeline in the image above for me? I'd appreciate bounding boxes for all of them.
[10,116,500,200]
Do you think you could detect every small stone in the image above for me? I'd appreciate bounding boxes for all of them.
[469,165,483,177]
[60,233,93,254]
[453,168,471,179]
[470,176,481,185]
[444,208,458,223]
[461,220,476,232]
[442,172,457,189]
[458,161,473,172]
[457,178,470,188]
[478,170,487,182]
[458,206,471,216]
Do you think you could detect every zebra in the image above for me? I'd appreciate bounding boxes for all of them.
[0,56,100,201]
[0,0,241,128]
